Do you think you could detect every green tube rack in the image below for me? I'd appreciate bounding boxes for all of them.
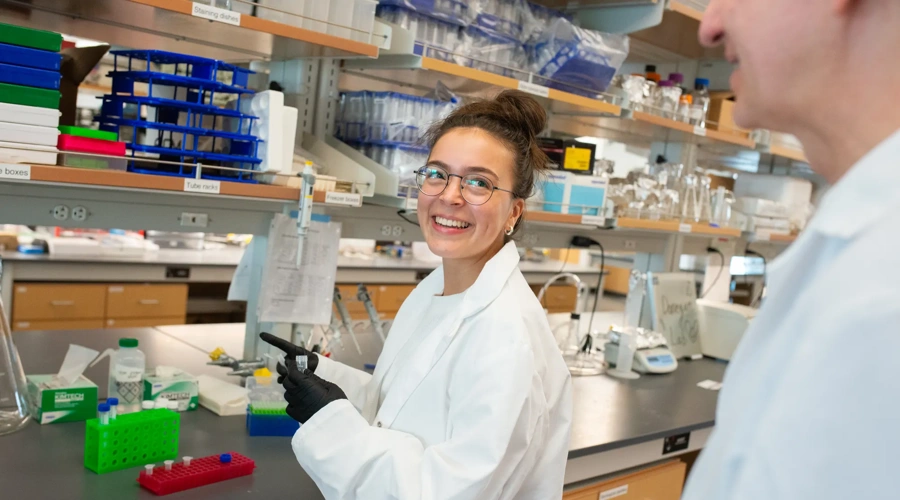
[84,409,180,475]
[0,22,63,52]
[248,404,288,416]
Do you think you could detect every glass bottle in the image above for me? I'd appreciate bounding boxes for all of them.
[691,78,711,127]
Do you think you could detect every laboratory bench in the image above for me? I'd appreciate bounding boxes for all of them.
[2,323,724,498]
[0,249,605,328]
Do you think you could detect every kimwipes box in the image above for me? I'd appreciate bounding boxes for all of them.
[27,374,98,424]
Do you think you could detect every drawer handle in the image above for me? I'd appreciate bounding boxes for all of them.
[139,299,161,305]
[50,300,75,306]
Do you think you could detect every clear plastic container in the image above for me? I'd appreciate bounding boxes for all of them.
[655,81,682,119]
[257,0,306,27]
[336,90,458,145]
[459,25,526,77]
[303,1,330,33]
[621,74,646,110]
[327,0,355,39]
[691,78,711,128]
[108,338,145,414]
[352,0,378,43]
[376,5,460,60]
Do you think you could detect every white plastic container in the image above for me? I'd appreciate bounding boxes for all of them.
[107,338,145,414]
[303,1,330,33]
[257,0,306,28]
[0,121,59,146]
[0,140,58,165]
[0,103,61,128]
[352,0,377,43]
[327,0,355,39]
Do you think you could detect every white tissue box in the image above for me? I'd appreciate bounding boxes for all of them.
[26,374,98,424]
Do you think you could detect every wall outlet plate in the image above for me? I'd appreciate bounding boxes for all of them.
[180,213,209,228]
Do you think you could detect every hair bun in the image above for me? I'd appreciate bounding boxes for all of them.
[494,89,548,138]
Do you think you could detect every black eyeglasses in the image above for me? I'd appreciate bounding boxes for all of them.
[415,165,515,206]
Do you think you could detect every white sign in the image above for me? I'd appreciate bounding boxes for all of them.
[693,125,707,137]
[325,192,363,207]
[191,2,241,25]
[0,163,31,180]
[647,272,703,358]
[580,215,605,226]
[679,223,692,233]
[405,198,418,210]
[184,179,221,194]
[599,485,629,500]
[517,81,550,98]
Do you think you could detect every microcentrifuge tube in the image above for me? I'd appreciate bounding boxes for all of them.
[145,464,154,476]
[164,460,174,471]
[183,456,193,467]
[98,403,110,425]
[154,397,168,409]
[141,401,154,410]
[297,355,308,371]
[108,398,119,419]
[166,400,178,411]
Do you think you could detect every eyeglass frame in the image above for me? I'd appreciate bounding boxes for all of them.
[414,165,517,206]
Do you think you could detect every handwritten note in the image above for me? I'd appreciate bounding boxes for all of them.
[258,214,341,324]
[647,272,702,358]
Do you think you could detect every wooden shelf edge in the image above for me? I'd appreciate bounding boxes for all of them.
[705,129,756,148]
[616,217,740,237]
[129,0,378,58]
[525,210,585,225]
[25,164,301,201]
[633,112,755,148]
[668,1,705,21]
[633,111,694,134]
[770,145,808,163]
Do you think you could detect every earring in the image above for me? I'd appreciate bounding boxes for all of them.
[506,226,514,236]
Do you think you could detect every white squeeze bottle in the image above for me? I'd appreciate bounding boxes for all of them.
[90,338,145,414]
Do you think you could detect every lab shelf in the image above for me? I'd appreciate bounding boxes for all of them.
[523,211,742,238]
[768,144,808,163]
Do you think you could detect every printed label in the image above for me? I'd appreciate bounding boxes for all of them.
[191,2,241,25]
[581,215,605,226]
[325,192,363,207]
[0,163,31,180]
[599,485,628,500]
[563,146,592,171]
[108,286,124,293]
[679,223,692,233]
[184,178,221,194]
[755,230,772,241]
[693,125,707,137]
[114,366,144,383]
[517,81,550,98]
[405,198,418,210]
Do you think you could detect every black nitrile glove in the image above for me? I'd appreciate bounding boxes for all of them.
[276,359,346,424]
[260,332,319,373]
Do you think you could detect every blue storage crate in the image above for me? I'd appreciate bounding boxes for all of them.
[246,412,299,437]
[0,62,60,90]
[0,42,61,71]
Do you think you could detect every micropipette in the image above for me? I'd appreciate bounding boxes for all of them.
[333,287,363,355]
[296,161,316,267]
[357,284,386,343]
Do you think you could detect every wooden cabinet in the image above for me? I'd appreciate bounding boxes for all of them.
[334,285,374,321]
[376,285,416,319]
[531,284,579,314]
[603,266,631,296]
[13,284,106,322]
[105,284,187,320]
[105,317,185,328]
[563,460,686,500]
[14,319,106,331]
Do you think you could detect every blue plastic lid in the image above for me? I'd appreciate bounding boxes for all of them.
[98,403,110,412]
[364,363,376,370]
[220,453,232,463]
[107,398,119,406]
[695,78,710,87]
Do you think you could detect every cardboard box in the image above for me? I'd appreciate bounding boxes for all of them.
[59,45,110,126]
[143,372,199,412]
[26,374,98,424]
[707,98,748,134]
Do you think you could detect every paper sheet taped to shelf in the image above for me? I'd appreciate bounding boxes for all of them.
[191,2,241,26]
[0,163,31,180]
[227,240,255,301]
[258,214,341,324]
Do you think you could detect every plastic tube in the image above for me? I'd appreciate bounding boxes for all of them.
[183,456,193,467]
[145,464,154,476]
[107,398,119,419]
[164,460,174,471]
[166,400,178,411]
[141,401,154,410]
[97,403,110,425]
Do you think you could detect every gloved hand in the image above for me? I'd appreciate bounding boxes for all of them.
[276,359,347,424]
[260,332,319,373]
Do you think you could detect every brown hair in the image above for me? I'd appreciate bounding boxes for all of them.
[424,89,550,237]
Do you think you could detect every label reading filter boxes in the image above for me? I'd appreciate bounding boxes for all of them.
[517,81,550,98]
[184,179,221,194]
[0,163,31,180]
[191,2,241,25]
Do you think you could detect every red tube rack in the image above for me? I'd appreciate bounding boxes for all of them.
[137,452,255,496]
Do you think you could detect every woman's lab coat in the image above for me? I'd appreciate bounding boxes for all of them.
[293,241,573,499]
[682,130,900,500]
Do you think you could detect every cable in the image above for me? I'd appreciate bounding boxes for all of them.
[559,246,571,273]
[567,237,605,338]
[746,249,767,307]
[700,247,725,299]
[397,210,420,226]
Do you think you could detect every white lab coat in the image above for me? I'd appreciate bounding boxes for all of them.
[293,241,573,500]
[683,129,900,500]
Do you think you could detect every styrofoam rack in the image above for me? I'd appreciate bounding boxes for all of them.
[0,121,59,146]
[0,140,58,165]
[0,102,61,128]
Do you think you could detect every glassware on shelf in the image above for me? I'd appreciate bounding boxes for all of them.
[0,257,30,436]
[711,186,736,227]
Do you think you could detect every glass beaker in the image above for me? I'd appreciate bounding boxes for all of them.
[698,175,713,223]
[680,174,700,222]
[0,261,30,434]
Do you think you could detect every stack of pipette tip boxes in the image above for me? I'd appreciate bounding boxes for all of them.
[0,22,63,167]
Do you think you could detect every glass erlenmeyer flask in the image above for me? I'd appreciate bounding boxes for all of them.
[0,258,30,435]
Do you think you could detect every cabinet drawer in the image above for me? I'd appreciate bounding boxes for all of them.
[563,460,685,500]
[334,285,373,317]
[13,284,106,321]
[376,285,415,313]
[105,317,185,329]
[105,284,188,319]
[533,285,578,313]
[13,319,105,331]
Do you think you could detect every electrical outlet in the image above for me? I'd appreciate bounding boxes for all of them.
[624,240,636,250]
[381,225,392,237]
[391,225,403,237]
[180,212,209,228]
[71,206,88,222]
[52,205,69,221]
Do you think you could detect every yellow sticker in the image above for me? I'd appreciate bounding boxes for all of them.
[563,146,592,171]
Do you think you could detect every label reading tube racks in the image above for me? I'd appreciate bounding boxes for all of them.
[184,179,221,194]
[191,2,242,25]
[0,164,31,180]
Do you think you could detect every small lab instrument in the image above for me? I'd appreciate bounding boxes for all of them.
[333,287,363,355]
[696,299,757,361]
[539,272,604,376]
[605,326,678,375]
[296,160,316,267]
[357,284,386,343]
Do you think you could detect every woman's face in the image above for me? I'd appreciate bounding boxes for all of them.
[417,127,525,261]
